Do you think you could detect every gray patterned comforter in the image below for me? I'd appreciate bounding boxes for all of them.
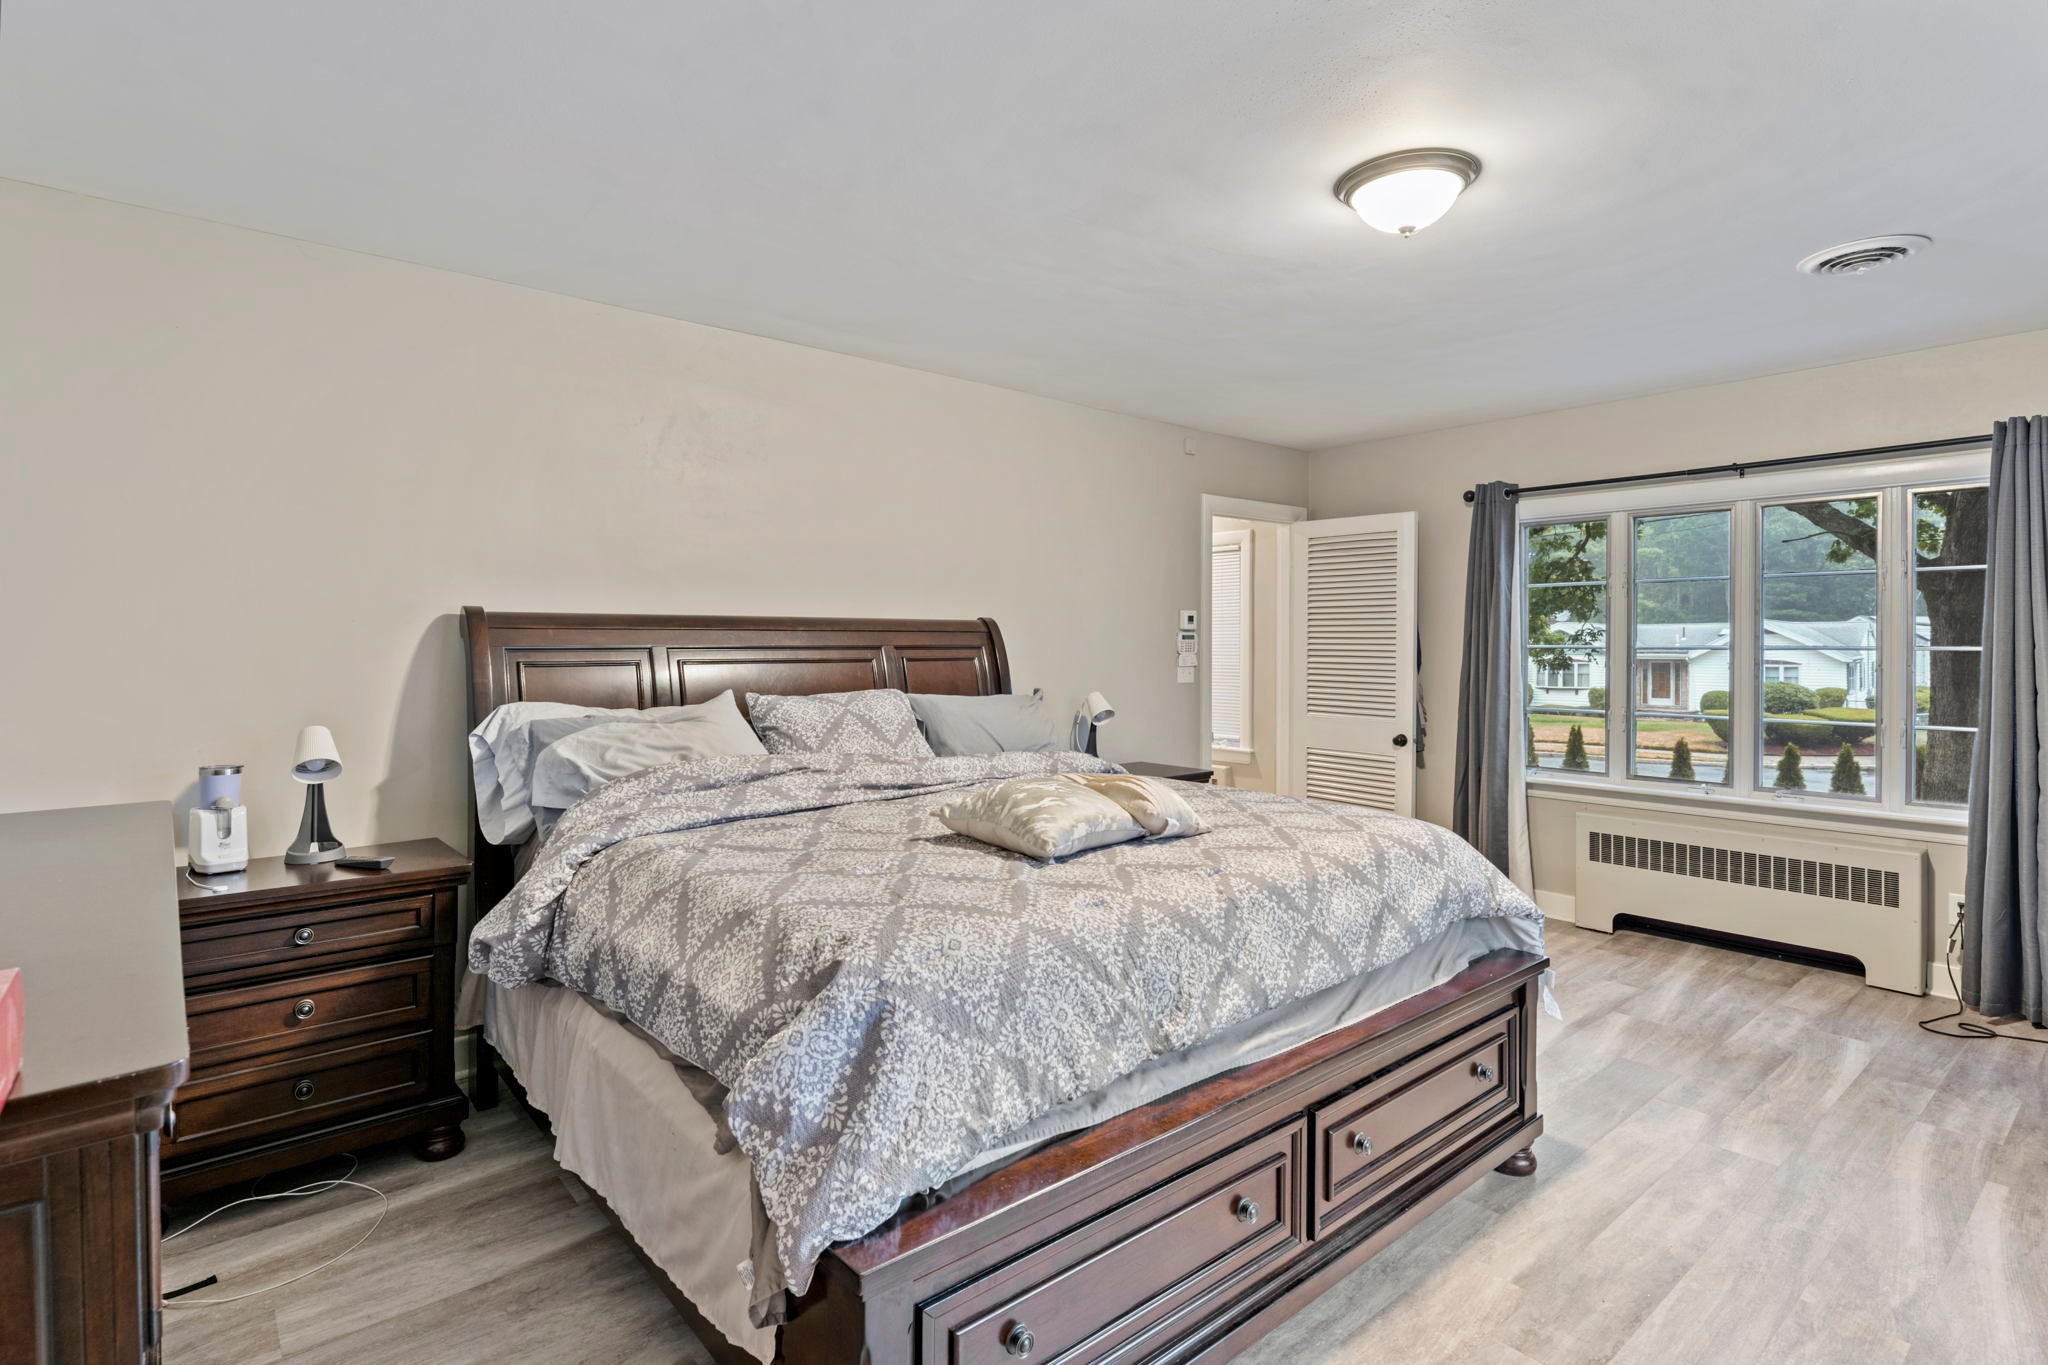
[469,751,1540,1299]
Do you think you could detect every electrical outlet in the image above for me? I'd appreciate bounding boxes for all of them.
[1946,892,1965,929]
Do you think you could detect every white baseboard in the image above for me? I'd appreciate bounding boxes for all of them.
[1533,891,1576,924]
[1925,960,1958,1000]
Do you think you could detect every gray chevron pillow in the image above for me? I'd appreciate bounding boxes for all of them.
[746,689,936,759]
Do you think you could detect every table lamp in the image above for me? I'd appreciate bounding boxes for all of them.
[284,725,348,865]
[1075,692,1116,756]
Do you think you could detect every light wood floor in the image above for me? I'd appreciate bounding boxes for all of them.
[163,926,2048,1365]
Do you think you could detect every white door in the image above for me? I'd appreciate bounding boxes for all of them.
[1286,512,1417,815]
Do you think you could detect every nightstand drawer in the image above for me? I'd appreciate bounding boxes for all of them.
[167,1031,432,1155]
[186,956,434,1068]
[181,893,436,979]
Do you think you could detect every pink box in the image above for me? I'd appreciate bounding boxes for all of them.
[0,968,20,1114]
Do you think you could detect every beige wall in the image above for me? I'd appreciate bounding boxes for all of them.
[1212,516,1282,791]
[1310,327,2048,961]
[0,179,1309,859]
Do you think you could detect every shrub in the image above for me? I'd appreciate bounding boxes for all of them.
[1915,686,1932,715]
[1563,725,1590,771]
[1829,742,1866,795]
[1764,681,1819,715]
[1525,718,1536,767]
[1669,737,1696,781]
[1587,687,1606,709]
[1800,706,1878,746]
[1699,690,1731,742]
[1774,743,1806,789]
[1814,687,1848,709]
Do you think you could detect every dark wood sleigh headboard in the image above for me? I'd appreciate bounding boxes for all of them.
[460,607,1011,913]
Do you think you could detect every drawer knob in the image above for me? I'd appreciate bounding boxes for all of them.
[1349,1131,1373,1156]
[1233,1195,1259,1224]
[293,998,317,1021]
[1473,1061,1496,1082]
[1002,1323,1034,1358]
[292,926,316,946]
[292,1079,316,1102]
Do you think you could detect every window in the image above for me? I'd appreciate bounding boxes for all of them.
[1538,660,1594,690]
[1210,531,1251,751]
[1523,519,1607,774]
[1630,509,1731,785]
[1759,498,1879,798]
[1912,486,1986,804]
[1518,456,1989,817]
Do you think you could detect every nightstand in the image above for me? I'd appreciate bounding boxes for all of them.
[165,838,470,1199]
[1120,761,1215,784]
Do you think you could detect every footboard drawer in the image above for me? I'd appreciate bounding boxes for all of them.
[921,1121,1306,1365]
[1309,1007,1522,1236]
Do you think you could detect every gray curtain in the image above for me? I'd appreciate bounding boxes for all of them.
[1453,481,1519,872]
[1964,416,2047,1025]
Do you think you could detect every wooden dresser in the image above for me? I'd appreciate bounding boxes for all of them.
[163,839,470,1200]
[0,803,188,1365]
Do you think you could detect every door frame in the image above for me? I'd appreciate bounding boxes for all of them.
[1199,495,1309,789]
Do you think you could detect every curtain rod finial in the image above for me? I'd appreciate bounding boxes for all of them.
[1463,489,1476,504]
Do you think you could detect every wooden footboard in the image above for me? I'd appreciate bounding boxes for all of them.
[784,949,1546,1365]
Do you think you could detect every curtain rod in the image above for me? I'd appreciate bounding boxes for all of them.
[1460,434,1991,504]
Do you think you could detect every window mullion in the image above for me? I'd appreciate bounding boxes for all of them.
[1611,510,1630,789]
[1732,500,1759,793]
[1880,486,1910,813]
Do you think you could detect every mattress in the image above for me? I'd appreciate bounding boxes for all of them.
[484,910,1546,1363]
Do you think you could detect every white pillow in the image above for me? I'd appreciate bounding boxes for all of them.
[470,697,706,845]
[934,772,1205,862]
[529,694,767,832]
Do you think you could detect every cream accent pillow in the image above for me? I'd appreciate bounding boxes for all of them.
[935,772,1205,861]
[1061,772,1205,838]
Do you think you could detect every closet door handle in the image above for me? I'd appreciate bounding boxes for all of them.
[1392,734,1410,748]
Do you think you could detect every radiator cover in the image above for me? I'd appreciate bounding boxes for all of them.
[1574,813,1926,994]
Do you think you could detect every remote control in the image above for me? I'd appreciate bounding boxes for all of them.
[335,856,395,871]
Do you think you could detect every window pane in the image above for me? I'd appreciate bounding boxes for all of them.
[1914,487,1989,568]
[1633,510,1730,784]
[1762,574,1877,621]
[1915,727,1976,805]
[1762,722,1877,797]
[1632,713,1729,784]
[1525,520,1609,776]
[1914,569,1985,646]
[1635,511,1730,578]
[1912,487,1989,803]
[1761,499,1878,572]
[1758,498,1880,796]
[1921,650,1980,725]
[1528,710,1606,774]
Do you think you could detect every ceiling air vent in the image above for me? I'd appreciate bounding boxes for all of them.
[1796,234,1931,277]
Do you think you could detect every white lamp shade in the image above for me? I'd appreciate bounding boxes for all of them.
[1345,166,1468,236]
[1084,691,1116,726]
[291,725,344,783]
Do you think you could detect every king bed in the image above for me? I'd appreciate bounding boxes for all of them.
[460,607,1547,1365]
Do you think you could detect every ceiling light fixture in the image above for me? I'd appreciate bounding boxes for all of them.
[1333,148,1481,238]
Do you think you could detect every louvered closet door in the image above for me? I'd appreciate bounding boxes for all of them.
[1287,512,1417,815]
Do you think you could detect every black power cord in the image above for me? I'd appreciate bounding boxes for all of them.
[1917,909,2048,1045]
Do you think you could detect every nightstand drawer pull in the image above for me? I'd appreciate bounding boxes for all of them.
[292,998,317,1021]
[292,1079,316,1102]
[292,926,316,946]
[1472,1061,1496,1082]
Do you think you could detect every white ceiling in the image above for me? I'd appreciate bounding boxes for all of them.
[4,1,2046,449]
